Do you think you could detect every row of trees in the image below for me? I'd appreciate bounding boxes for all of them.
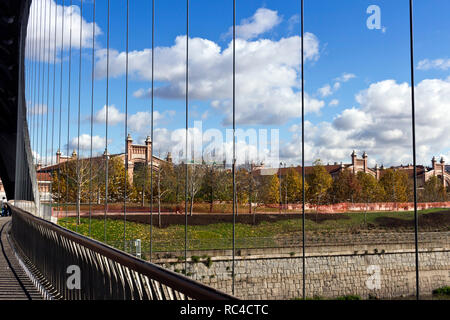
[52,157,449,215]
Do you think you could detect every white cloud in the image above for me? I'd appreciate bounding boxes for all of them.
[281,78,450,167]
[93,105,124,125]
[287,14,300,34]
[201,110,209,120]
[317,73,355,99]
[32,150,53,165]
[30,104,48,115]
[128,111,163,135]
[232,8,282,40]
[329,99,339,107]
[333,82,341,91]
[68,134,107,151]
[27,0,102,62]
[92,105,169,136]
[94,8,321,126]
[335,73,356,83]
[417,58,450,71]
[318,84,332,97]
[332,108,372,131]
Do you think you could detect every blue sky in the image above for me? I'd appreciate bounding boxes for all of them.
[26,0,450,168]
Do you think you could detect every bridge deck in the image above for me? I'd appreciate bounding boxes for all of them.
[0,217,42,300]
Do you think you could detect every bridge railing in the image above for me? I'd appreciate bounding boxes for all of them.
[9,205,236,300]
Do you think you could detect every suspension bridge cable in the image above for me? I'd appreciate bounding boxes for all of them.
[45,0,52,169]
[149,0,155,262]
[89,0,96,238]
[124,0,129,250]
[76,0,83,232]
[231,0,236,296]
[184,0,189,277]
[58,0,65,225]
[37,0,44,168]
[49,0,58,214]
[301,0,306,300]
[104,0,111,242]
[66,0,73,223]
[408,0,420,300]
[51,0,57,166]
[34,0,43,167]
[34,0,42,168]
[27,2,37,211]
[30,1,36,205]
[39,0,48,173]
[30,1,36,168]
[23,7,28,206]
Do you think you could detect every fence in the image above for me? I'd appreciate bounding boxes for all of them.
[9,205,236,300]
[107,232,450,259]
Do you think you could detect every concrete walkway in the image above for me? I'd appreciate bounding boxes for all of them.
[0,217,42,300]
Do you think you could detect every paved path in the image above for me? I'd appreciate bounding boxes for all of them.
[0,217,42,300]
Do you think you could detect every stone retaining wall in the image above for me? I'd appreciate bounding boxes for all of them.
[158,243,450,300]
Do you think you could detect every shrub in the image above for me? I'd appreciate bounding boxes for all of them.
[433,286,450,296]
[203,256,213,268]
[336,295,361,300]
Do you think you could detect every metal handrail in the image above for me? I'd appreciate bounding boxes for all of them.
[10,205,236,300]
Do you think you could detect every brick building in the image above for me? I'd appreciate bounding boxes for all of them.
[39,134,171,185]
[0,134,171,202]
[252,151,450,189]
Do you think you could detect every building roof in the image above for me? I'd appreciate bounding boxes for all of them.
[36,172,52,181]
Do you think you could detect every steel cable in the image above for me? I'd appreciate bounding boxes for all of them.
[57,0,65,226]
[66,0,73,223]
[89,0,96,238]
[104,0,111,242]
[39,0,48,174]
[149,0,155,262]
[49,0,58,214]
[34,0,43,167]
[124,0,129,250]
[408,0,420,300]
[231,0,236,296]
[76,0,83,232]
[184,0,189,277]
[45,0,52,170]
[301,0,306,300]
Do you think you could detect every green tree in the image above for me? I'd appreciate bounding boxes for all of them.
[264,174,280,205]
[153,162,176,226]
[356,172,385,225]
[199,164,231,213]
[52,157,104,224]
[422,176,446,202]
[235,168,258,214]
[330,170,361,204]
[97,156,133,204]
[187,163,206,216]
[379,169,411,203]
[307,160,333,217]
[282,168,306,203]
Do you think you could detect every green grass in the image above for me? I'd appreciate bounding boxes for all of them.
[57,208,448,254]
